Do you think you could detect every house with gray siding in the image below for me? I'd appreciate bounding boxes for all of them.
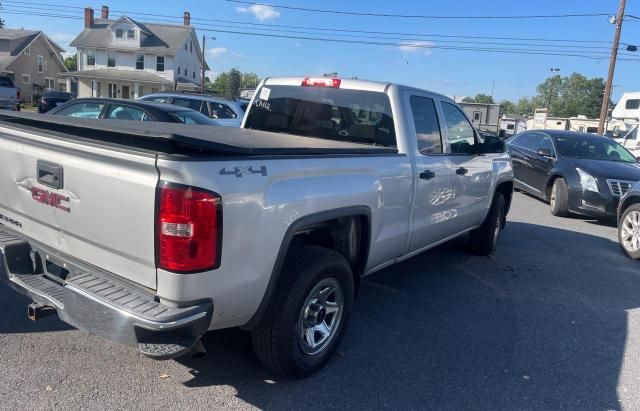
[0,29,68,103]
[63,7,208,99]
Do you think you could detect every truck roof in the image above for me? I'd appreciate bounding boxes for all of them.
[0,111,397,157]
[262,76,452,101]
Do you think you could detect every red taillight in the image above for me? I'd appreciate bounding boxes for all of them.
[157,183,221,273]
[301,77,341,88]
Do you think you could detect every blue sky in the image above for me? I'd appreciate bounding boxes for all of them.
[4,0,640,102]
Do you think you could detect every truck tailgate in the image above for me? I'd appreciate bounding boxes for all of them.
[0,124,159,289]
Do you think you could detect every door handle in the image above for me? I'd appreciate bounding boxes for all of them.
[456,167,469,176]
[419,170,436,180]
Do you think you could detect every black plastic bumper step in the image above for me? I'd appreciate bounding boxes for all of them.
[138,333,198,360]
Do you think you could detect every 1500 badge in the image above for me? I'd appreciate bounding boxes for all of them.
[31,187,70,213]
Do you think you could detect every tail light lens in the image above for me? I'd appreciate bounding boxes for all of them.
[157,182,222,273]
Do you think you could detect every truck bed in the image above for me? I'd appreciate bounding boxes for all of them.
[0,111,398,157]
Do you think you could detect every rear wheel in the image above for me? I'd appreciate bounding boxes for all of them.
[550,178,570,217]
[619,204,640,260]
[470,192,506,256]
[251,246,354,378]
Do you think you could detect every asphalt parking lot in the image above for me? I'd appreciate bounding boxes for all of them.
[1,191,639,410]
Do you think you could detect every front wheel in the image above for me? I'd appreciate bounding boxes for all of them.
[550,178,570,217]
[619,204,640,260]
[251,246,354,378]
[469,192,506,256]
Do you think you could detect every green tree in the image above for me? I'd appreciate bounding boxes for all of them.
[535,73,606,118]
[515,98,536,116]
[500,100,516,116]
[211,69,262,96]
[0,2,4,28]
[462,94,495,104]
[63,55,77,71]
[241,72,261,88]
[212,72,230,95]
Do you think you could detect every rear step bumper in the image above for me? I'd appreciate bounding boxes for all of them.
[0,227,213,360]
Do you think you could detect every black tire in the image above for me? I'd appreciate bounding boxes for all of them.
[550,178,570,217]
[470,192,506,256]
[618,204,640,260]
[251,246,355,378]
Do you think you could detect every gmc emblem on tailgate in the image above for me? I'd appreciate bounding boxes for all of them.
[31,187,70,213]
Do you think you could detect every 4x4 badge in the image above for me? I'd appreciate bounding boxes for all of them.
[219,166,268,178]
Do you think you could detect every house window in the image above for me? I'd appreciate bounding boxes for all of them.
[24,45,30,56]
[45,78,55,89]
[190,40,193,53]
[22,74,30,84]
[96,81,102,97]
[116,29,123,38]
[127,30,135,39]
[184,43,187,51]
[192,71,195,79]
[87,49,96,66]
[178,67,181,75]
[156,56,165,72]
[136,54,144,70]
[37,55,44,73]
[107,51,116,68]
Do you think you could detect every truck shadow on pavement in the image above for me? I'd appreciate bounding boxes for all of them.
[177,222,639,410]
[0,289,73,334]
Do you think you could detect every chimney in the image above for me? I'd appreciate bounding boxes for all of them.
[183,11,191,26]
[101,5,109,19]
[84,7,94,28]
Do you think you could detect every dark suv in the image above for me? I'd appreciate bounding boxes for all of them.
[38,90,74,113]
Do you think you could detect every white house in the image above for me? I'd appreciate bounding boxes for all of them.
[62,6,208,99]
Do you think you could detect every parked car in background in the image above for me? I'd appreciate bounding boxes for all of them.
[618,182,640,260]
[0,76,20,111]
[0,76,512,378]
[48,98,219,125]
[507,130,640,219]
[139,93,245,127]
[37,90,74,113]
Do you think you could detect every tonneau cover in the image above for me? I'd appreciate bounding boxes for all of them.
[0,111,398,156]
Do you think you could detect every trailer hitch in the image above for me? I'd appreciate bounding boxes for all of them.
[27,303,56,321]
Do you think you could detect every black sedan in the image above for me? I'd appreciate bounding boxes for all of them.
[48,98,219,125]
[507,130,640,219]
[37,90,74,113]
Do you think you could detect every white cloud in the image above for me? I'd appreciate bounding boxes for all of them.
[397,41,435,56]
[236,4,281,21]
[208,47,243,58]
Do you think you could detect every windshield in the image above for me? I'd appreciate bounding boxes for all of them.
[556,135,637,163]
[244,85,396,147]
[0,77,14,88]
[170,110,218,125]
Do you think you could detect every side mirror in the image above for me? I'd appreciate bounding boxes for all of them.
[537,148,553,158]
[478,135,505,154]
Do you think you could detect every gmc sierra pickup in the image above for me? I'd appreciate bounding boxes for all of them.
[0,77,513,377]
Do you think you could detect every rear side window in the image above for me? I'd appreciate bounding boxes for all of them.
[245,85,396,147]
[211,102,238,119]
[172,97,203,112]
[409,95,442,154]
[0,77,14,87]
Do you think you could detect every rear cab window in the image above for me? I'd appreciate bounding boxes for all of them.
[244,84,396,148]
[409,95,443,154]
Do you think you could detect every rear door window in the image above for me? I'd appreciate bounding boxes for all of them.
[106,105,147,121]
[211,102,238,119]
[409,95,443,154]
[245,85,396,147]
[53,102,105,118]
[172,97,203,112]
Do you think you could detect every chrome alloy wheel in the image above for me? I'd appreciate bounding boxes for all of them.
[621,210,640,253]
[298,277,344,356]
[550,183,557,209]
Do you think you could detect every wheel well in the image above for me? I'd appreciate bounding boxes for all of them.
[545,174,563,201]
[290,214,369,292]
[496,181,513,218]
[620,195,640,219]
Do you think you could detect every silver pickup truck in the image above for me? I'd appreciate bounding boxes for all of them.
[0,77,513,377]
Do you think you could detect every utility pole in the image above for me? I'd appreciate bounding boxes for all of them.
[201,35,206,94]
[598,0,626,134]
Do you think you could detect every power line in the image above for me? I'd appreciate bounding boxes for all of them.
[225,0,611,20]
[3,8,639,61]
[4,0,618,45]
